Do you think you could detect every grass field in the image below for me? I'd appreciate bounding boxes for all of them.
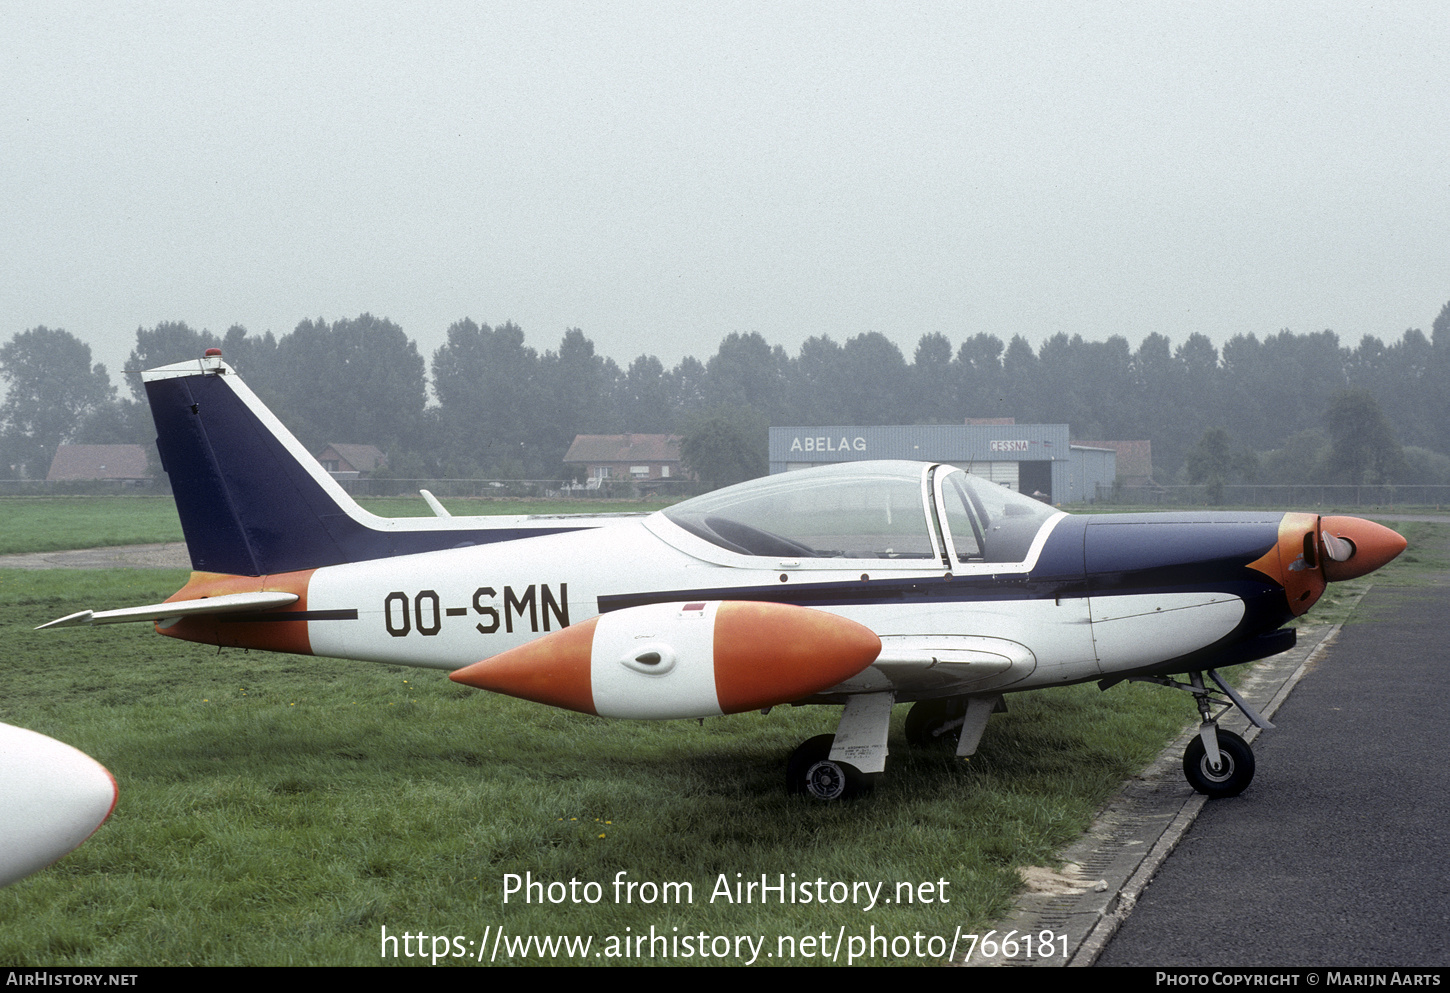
[0,503,1439,966]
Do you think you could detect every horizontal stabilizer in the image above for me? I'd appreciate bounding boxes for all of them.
[419,489,453,518]
[36,592,299,630]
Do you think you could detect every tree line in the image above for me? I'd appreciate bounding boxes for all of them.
[3,301,1449,488]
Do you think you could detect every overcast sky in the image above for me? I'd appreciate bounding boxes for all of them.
[4,1,1447,383]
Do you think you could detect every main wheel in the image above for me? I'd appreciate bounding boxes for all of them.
[786,734,874,801]
[1183,728,1255,798]
[904,698,968,748]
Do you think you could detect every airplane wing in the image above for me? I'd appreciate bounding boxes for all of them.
[835,635,1038,696]
[36,592,299,630]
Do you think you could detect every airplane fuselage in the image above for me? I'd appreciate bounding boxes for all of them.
[159,508,1302,704]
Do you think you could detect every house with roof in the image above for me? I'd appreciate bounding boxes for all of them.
[563,434,684,488]
[46,444,151,484]
[316,443,387,479]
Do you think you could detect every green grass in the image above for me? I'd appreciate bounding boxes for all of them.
[2,568,1194,966]
[0,497,187,554]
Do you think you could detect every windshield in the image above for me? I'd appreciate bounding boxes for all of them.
[938,468,1058,563]
[664,462,936,559]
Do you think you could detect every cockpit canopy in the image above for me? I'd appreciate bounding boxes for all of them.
[663,461,1060,565]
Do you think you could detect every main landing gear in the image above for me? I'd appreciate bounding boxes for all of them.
[786,692,895,801]
[903,697,968,748]
[786,692,1002,801]
[786,666,1273,801]
[786,734,876,801]
[1131,668,1272,798]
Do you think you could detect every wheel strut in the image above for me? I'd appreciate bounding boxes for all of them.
[1189,672,1222,769]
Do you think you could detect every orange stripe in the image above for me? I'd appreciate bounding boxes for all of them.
[156,570,316,654]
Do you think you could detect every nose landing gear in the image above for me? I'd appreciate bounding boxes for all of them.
[1183,726,1255,798]
[1132,668,1273,798]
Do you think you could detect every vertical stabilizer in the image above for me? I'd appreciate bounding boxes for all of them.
[143,352,578,575]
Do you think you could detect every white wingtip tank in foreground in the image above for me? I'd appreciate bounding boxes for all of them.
[0,723,118,887]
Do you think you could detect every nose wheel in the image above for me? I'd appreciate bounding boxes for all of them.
[1183,727,1255,798]
[1129,668,1271,798]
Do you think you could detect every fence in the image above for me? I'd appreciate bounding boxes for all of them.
[0,476,699,501]
[334,477,699,500]
[1103,483,1450,508]
[0,479,158,495]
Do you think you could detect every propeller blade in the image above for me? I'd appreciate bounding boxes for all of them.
[1321,530,1354,563]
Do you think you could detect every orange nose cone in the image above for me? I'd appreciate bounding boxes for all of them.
[712,602,882,713]
[1320,516,1408,582]
[449,617,599,715]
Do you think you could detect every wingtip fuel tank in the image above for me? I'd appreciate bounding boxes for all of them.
[0,723,118,888]
[450,601,883,719]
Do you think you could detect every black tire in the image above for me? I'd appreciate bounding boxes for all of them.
[786,734,874,801]
[1183,728,1255,798]
[904,698,968,748]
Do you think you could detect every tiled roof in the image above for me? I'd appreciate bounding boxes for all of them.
[563,434,682,464]
[46,444,150,481]
[318,444,387,473]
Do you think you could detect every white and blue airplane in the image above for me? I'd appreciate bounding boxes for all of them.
[41,350,1406,800]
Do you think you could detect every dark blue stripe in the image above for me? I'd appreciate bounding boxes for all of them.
[1084,515,1280,589]
[224,610,359,622]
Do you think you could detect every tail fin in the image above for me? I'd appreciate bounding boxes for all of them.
[144,352,580,575]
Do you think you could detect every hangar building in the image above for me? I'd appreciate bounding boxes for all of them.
[768,423,1116,504]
